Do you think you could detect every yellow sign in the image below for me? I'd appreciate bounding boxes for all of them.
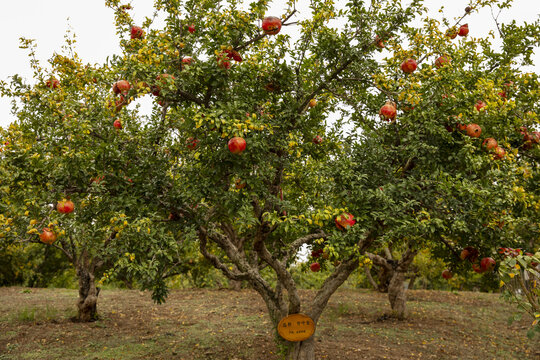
[277,313,315,342]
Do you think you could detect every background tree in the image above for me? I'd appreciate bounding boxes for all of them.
[0,37,196,321]
[328,0,540,318]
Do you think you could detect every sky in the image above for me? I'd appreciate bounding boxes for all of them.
[0,0,539,128]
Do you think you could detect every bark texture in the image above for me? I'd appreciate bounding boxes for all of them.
[229,279,243,291]
[388,270,407,319]
[76,264,100,322]
[387,248,417,319]
[289,337,315,360]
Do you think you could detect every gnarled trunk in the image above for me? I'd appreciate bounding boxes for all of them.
[198,224,376,360]
[387,247,417,319]
[388,270,407,319]
[229,265,243,290]
[229,279,243,290]
[76,265,100,322]
[284,336,315,360]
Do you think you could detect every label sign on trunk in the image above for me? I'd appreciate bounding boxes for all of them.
[277,313,315,342]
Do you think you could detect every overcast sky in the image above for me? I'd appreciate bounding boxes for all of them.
[0,0,538,128]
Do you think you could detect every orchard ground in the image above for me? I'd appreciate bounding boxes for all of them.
[0,287,538,359]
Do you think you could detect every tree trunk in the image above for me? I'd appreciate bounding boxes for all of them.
[407,273,417,290]
[76,265,100,322]
[387,248,417,320]
[388,270,407,319]
[376,265,392,292]
[286,336,316,360]
[229,279,242,291]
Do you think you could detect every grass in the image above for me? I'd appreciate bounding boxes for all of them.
[13,305,60,323]
[0,287,537,360]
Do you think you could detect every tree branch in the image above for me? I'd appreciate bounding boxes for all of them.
[308,229,376,321]
[284,231,326,263]
[253,232,301,314]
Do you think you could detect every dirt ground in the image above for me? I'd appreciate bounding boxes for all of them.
[0,287,538,359]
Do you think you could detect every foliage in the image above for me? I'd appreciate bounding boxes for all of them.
[0,34,201,316]
[498,250,540,338]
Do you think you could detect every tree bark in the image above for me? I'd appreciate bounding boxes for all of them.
[76,265,100,322]
[364,266,379,289]
[229,279,243,291]
[286,336,316,360]
[387,248,417,320]
[388,270,407,319]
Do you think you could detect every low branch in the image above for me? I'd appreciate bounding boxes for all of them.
[284,231,326,263]
[177,89,205,106]
[366,252,392,270]
[364,266,379,290]
[198,231,250,281]
[309,230,376,321]
[52,241,74,262]
[254,233,301,314]
[438,236,461,260]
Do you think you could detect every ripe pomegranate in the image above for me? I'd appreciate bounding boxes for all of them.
[130,26,144,39]
[458,24,469,36]
[379,101,397,121]
[228,137,246,154]
[39,228,57,245]
[313,135,323,145]
[493,146,506,160]
[182,57,194,66]
[309,99,317,108]
[466,124,482,138]
[374,35,385,49]
[442,269,453,280]
[113,80,130,95]
[217,53,231,69]
[435,56,450,68]
[472,263,485,274]
[113,119,122,129]
[446,27,458,39]
[335,213,355,230]
[401,58,417,73]
[57,200,74,214]
[460,247,479,262]
[480,257,496,272]
[524,132,540,144]
[310,262,321,272]
[311,249,323,258]
[187,24,195,33]
[262,16,282,35]
[186,137,199,150]
[224,49,242,62]
[46,78,60,89]
[475,100,487,111]
[152,74,176,96]
[482,138,498,150]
